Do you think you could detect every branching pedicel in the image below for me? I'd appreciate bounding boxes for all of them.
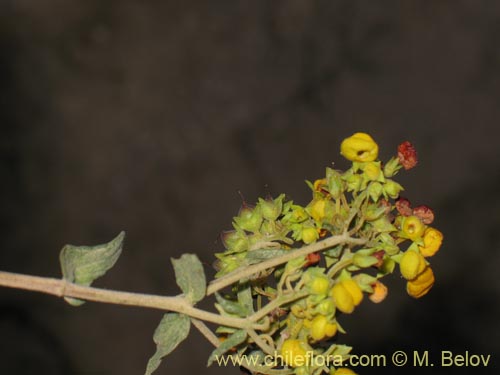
[0,133,443,375]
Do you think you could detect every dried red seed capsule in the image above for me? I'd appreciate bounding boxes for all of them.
[397,141,418,170]
[395,197,413,216]
[413,205,435,225]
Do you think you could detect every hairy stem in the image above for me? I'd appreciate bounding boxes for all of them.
[207,233,366,295]
[0,271,250,329]
[249,291,308,323]
[191,318,220,347]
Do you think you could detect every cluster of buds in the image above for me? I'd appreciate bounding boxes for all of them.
[213,132,443,375]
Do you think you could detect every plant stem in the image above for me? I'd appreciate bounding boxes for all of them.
[207,233,366,295]
[327,258,353,278]
[0,271,250,329]
[249,291,308,323]
[191,318,220,347]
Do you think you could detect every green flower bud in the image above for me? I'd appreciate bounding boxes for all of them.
[315,299,335,316]
[364,204,387,221]
[383,156,401,177]
[367,182,384,202]
[326,168,343,199]
[383,179,404,199]
[233,206,263,233]
[309,275,330,295]
[221,230,249,253]
[283,205,309,224]
[258,194,285,221]
[345,174,363,192]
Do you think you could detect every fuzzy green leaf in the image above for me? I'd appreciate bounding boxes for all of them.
[60,231,125,306]
[207,330,247,366]
[237,283,255,314]
[352,254,379,268]
[245,249,288,263]
[172,254,206,304]
[145,313,190,375]
[215,293,250,317]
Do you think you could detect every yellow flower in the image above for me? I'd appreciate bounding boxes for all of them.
[310,315,337,341]
[333,368,358,375]
[302,227,319,244]
[401,215,426,241]
[406,266,435,298]
[399,250,427,280]
[419,227,443,257]
[331,279,363,314]
[369,280,388,303]
[340,132,379,162]
[313,178,327,191]
[309,199,327,222]
[341,279,364,306]
[280,339,312,367]
[331,283,354,314]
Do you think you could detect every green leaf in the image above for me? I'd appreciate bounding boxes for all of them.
[207,330,247,366]
[352,254,379,268]
[171,254,206,304]
[330,344,353,359]
[215,293,250,317]
[237,283,255,314]
[60,231,125,306]
[145,313,190,375]
[245,249,288,263]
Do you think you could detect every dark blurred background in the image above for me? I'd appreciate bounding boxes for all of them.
[1,1,499,374]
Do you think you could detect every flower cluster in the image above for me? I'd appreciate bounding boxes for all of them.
[212,132,443,375]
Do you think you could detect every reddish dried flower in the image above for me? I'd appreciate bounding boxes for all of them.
[372,250,386,268]
[413,205,435,225]
[397,141,418,170]
[379,199,392,214]
[395,197,413,216]
[305,252,321,267]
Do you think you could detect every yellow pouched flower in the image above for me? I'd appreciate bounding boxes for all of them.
[333,368,358,375]
[401,215,426,241]
[280,339,312,367]
[400,250,427,280]
[331,279,363,314]
[341,279,364,306]
[419,227,443,257]
[309,199,327,222]
[406,266,435,298]
[340,132,379,162]
[310,315,337,341]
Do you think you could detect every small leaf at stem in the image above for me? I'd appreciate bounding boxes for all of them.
[171,254,206,304]
[60,231,125,306]
[207,330,247,366]
[145,313,191,375]
[215,293,250,317]
[237,282,254,314]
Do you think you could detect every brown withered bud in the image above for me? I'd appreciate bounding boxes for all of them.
[398,141,418,170]
[395,197,413,216]
[412,205,435,225]
[379,198,392,215]
[270,308,287,323]
[372,250,386,268]
[305,252,321,267]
